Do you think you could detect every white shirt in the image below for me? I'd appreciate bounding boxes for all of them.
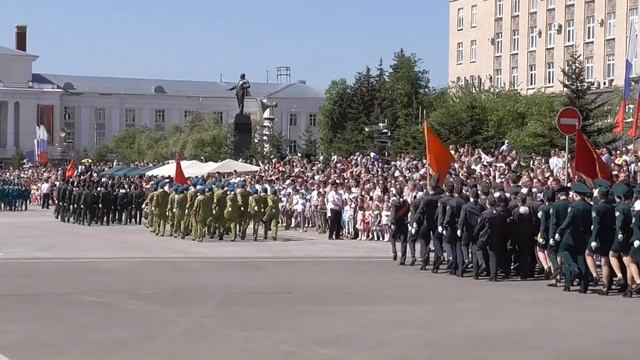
[40,183,50,194]
[327,190,343,210]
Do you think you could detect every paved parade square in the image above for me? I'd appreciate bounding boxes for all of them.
[0,209,637,360]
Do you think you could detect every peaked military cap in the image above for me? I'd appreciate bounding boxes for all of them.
[571,182,591,195]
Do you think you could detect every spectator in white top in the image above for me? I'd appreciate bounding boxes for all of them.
[327,182,344,240]
[40,179,51,209]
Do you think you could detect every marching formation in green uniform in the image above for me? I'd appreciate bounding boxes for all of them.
[0,183,30,211]
[145,180,280,242]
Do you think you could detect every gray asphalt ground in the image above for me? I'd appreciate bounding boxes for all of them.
[0,209,638,360]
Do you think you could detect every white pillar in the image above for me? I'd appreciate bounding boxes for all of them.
[6,100,14,150]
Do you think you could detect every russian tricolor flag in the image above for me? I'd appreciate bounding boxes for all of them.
[615,22,638,136]
[35,124,48,165]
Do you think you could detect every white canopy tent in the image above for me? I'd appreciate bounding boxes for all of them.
[206,159,260,174]
[183,161,218,177]
[146,160,203,177]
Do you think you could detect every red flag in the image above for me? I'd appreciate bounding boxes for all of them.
[574,131,614,183]
[423,121,454,185]
[629,97,640,138]
[65,159,76,179]
[613,99,627,135]
[174,153,188,185]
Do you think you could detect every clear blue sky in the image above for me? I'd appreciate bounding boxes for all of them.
[0,0,449,91]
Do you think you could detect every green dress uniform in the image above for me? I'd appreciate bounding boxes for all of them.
[236,187,251,240]
[192,191,205,241]
[537,202,552,249]
[153,188,170,236]
[263,190,281,241]
[213,187,227,240]
[174,188,187,239]
[145,189,157,230]
[629,209,640,263]
[549,193,571,272]
[193,188,213,242]
[589,196,615,257]
[225,189,241,241]
[167,190,176,236]
[183,188,197,237]
[556,183,592,293]
[248,190,265,241]
[612,204,633,256]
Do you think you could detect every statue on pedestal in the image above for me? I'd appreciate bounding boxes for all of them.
[228,73,251,115]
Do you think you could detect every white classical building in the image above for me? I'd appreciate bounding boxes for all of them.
[0,26,325,162]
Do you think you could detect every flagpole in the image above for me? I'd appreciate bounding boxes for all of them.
[423,109,430,188]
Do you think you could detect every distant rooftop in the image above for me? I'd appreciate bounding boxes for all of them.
[32,73,324,99]
[0,44,37,58]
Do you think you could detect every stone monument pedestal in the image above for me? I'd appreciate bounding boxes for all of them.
[233,114,252,158]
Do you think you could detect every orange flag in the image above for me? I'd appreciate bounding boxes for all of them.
[423,121,454,185]
[174,153,188,185]
[629,98,640,138]
[613,99,626,135]
[65,159,76,179]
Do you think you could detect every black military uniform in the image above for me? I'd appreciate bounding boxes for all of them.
[99,186,113,225]
[56,181,68,222]
[73,185,83,224]
[458,188,485,277]
[132,185,146,225]
[117,187,131,225]
[390,193,410,265]
[536,190,555,278]
[435,182,454,272]
[444,182,467,276]
[409,191,425,267]
[65,184,75,223]
[417,187,443,271]
[512,193,534,279]
[473,197,507,281]
[525,190,542,276]
[80,185,95,226]
[54,182,67,220]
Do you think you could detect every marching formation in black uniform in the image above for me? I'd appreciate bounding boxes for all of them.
[53,179,146,226]
[388,178,640,298]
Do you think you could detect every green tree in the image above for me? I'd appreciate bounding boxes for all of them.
[319,79,350,155]
[429,85,488,148]
[560,48,616,146]
[268,131,287,160]
[386,49,431,156]
[9,150,25,169]
[508,92,564,158]
[342,66,377,154]
[99,111,233,163]
[299,127,319,159]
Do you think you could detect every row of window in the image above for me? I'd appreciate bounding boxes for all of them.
[457,0,574,31]
[456,10,635,65]
[459,54,614,90]
[61,107,318,147]
[496,0,570,19]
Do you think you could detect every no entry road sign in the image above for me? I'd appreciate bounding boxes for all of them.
[556,107,582,136]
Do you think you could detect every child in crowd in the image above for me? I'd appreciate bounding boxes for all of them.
[362,201,372,240]
[371,202,382,241]
[343,198,353,239]
[356,198,365,240]
[381,202,391,242]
